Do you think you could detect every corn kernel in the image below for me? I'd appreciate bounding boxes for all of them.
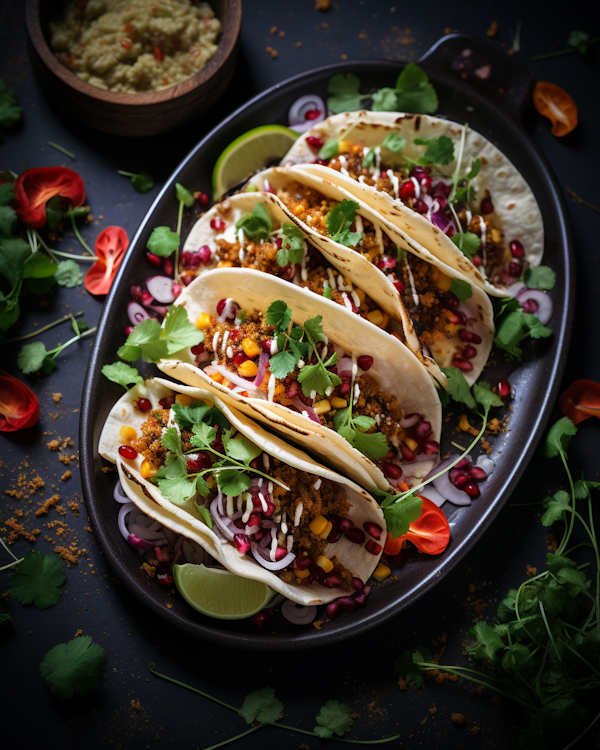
[309,514,328,536]
[367,309,384,326]
[459,414,479,436]
[237,360,258,378]
[141,460,157,479]
[379,312,389,329]
[313,399,331,415]
[241,337,261,358]
[405,437,419,452]
[355,288,366,304]
[435,273,452,292]
[331,397,347,409]
[196,312,212,330]
[338,140,351,153]
[175,394,194,406]
[210,372,224,383]
[319,521,333,539]
[367,247,379,261]
[118,426,137,443]
[292,203,305,216]
[207,475,215,488]
[216,260,234,268]
[373,564,391,582]
[490,228,501,244]
[274,384,286,396]
[316,555,334,573]
[295,567,310,578]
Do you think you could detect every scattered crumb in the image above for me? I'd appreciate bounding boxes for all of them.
[340,53,348,60]
[74,629,83,637]
[101,466,115,473]
[5,518,41,543]
[47,440,60,451]
[429,706,437,715]
[270,25,277,34]
[35,494,61,516]
[54,546,80,564]
[130,699,142,711]
[320,22,328,29]
[481,438,492,455]
[141,563,156,578]
[313,619,323,630]
[315,0,330,10]
[278,30,285,37]
[358,31,368,40]
[61,470,72,482]
[451,713,465,726]
[398,676,407,690]
[295,41,303,47]
[468,726,481,736]
[486,21,498,37]
[52,393,62,403]
[526,564,537,577]
[265,46,278,59]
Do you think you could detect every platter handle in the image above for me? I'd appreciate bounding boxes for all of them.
[418,33,535,123]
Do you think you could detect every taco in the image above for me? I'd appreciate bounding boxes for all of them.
[99,378,386,606]
[241,167,494,384]
[281,111,544,297]
[156,267,443,492]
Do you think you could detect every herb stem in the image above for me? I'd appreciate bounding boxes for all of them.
[449,123,468,203]
[561,710,600,750]
[117,170,135,177]
[0,558,24,571]
[4,312,84,343]
[48,141,75,159]
[49,249,95,260]
[175,199,185,276]
[148,664,240,712]
[203,725,262,750]
[532,36,600,60]
[70,212,93,255]
[31,230,59,263]
[48,326,97,359]
[273,722,400,744]
[0,537,23,564]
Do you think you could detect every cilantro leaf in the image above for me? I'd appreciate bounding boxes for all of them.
[494,310,552,360]
[55,259,84,287]
[268,350,296,378]
[472,382,503,410]
[147,226,180,257]
[524,266,556,290]
[196,504,212,528]
[450,231,481,261]
[191,421,217,448]
[239,687,283,725]
[351,427,390,461]
[17,341,48,374]
[325,200,362,247]
[162,426,182,455]
[314,701,354,738]
[394,63,439,114]
[40,635,106,700]
[450,278,473,301]
[0,236,32,289]
[303,315,325,343]
[568,30,590,55]
[467,158,482,181]
[265,300,292,330]
[171,400,212,428]
[0,183,16,237]
[118,306,202,362]
[467,621,505,662]
[297,362,338,397]
[215,469,251,497]
[10,551,66,609]
[276,223,304,266]
[414,135,455,165]
[235,203,272,241]
[0,79,23,129]
[101,362,143,389]
[382,494,423,538]
[196,475,211,498]
[541,490,571,526]
[22,252,58,279]
[318,138,340,160]
[175,182,194,207]
[371,87,398,112]
[224,435,262,464]
[154,456,196,505]
[131,172,154,193]
[395,646,433,688]
[440,367,477,410]
[162,305,204,353]
[326,73,366,114]
[323,281,333,299]
[381,133,406,153]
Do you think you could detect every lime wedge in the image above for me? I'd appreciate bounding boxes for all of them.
[173,563,275,619]
[212,124,299,199]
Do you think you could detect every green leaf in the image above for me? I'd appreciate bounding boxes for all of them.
[466,158,482,181]
[55,259,84,287]
[544,417,577,459]
[265,299,292,330]
[0,189,16,236]
[175,182,194,207]
[45,195,64,232]
[17,341,48,374]
[371,87,399,112]
[450,231,481,261]
[524,265,556,290]
[161,426,182,455]
[414,135,455,165]
[555,567,589,597]
[130,172,154,193]
[318,138,340,160]
[0,236,32,288]
[191,421,216,448]
[267,350,296,379]
[395,646,433,688]
[28,275,57,295]
[147,226,180,257]
[195,476,211,498]
[568,30,590,54]
[235,203,272,242]
[314,701,354,738]
[537,578,567,616]
[216,469,251,497]
[323,281,333,299]
[239,687,283,725]
[545,552,576,575]
[541,490,571,526]
[276,223,305,266]
[501,643,532,674]
[64,206,88,220]
[155,460,196,506]
[303,315,325,343]
[450,278,473,301]
[467,621,505,662]
[325,199,362,247]
[494,310,552,360]
[101,362,143,389]
[171,400,212,428]
[0,182,15,207]
[351,427,390,461]
[224,435,262,465]
[472,382,503,409]
[162,305,204,353]
[297,362,340,398]
[497,588,519,622]
[383,495,423,539]
[362,147,375,168]
[381,133,406,153]
[0,79,23,128]
[326,73,366,114]
[40,635,106,700]
[440,367,477,410]
[394,63,439,114]
[196,504,212,528]
[22,252,58,279]
[351,414,376,431]
[10,551,66,609]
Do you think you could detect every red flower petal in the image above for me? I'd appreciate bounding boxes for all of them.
[0,371,40,432]
[85,226,129,296]
[13,167,86,228]
[559,379,600,425]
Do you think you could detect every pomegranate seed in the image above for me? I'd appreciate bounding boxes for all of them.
[450,469,469,489]
[274,546,288,561]
[452,357,473,372]
[327,527,343,543]
[445,293,459,310]
[198,192,209,206]
[409,166,426,176]
[469,466,487,482]
[510,239,524,257]
[191,343,205,355]
[414,199,428,214]
[233,519,246,530]
[154,545,172,564]
[382,462,403,480]
[339,381,351,395]
[344,527,366,544]
[305,108,322,120]
[418,173,432,191]
[313,158,327,165]
[130,284,143,302]
[136,397,152,412]
[498,379,511,398]
[156,572,174,588]
[187,458,199,472]
[458,329,482,344]
[365,539,382,555]
[306,135,324,149]
[521,299,539,314]
[462,344,477,360]
[400,443,415,462]
[416,421,432,439]
[234,352,248,366]
[264,501,276,517]
[254,530,264,540]
[423,440,440,455]
[162,258,173,276]
[500,271,513,286]
[181,251,201,270]
[198,245,212,263]
[210,218,226,231]
[363,522,383,540]
[393,279,405,294]
[326,601,341,619]
[338,596,356,612]
[329,515,342,528]
[141,290,153,305]
[125,326,135,335]
[351,577,364,591]
[357,355,373,371]
[181,274,194,286]
[234,534,251,554]
[508,261,523,277]
[172,282,182,298]
[249,609,273,626]
[118,445,137,460]
[464,483,481,499]
[363,585,371,596]
[339,518,354,532]
[261,339,272,352]
[158,396,176,408]
[354,592,367,605]
[246,512,261,528]
[146,251,161,268]
[324,572,344,588]
[456,457,472,469]
[472,254,482,267]
[481,198,494,214]
[295,554,312,571]
[399,180,415,199]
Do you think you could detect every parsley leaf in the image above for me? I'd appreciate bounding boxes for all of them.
[268,350,296,378]
[414,135,455,165]
[318,138,340,160]
[0,79,22,129]
[450,231,481,261]
[235,203,272,241]
[394,63,439,114]
[175,182,195,208]
[467,621,505,662]
[40,635,106,699]
[265,299,292,330]
[10,551,66,609]
[147,226,180,257]
[101,361,144,389]
[440,367,477,410]
[524,266,556,290]
[382,494,423,538]
[325,199,362,247]
[323,281,333,299]
[240,687,283,725]
[541,490,572,526]
[395,646,433,688]
[544,417,577,458]
[55,259,84,288]
[314,701,354,738]
[450,278,473,301]
[276,223,305,266]
[326,73,367,114]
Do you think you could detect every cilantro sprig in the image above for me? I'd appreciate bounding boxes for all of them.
[117,170,154,194]
[117,304,203,363]
[101,362,144,389]
[16,321,96,375]
[10,551,66,609]
[275,223,304,267]
[234,203,272,242]
[146,181,194,272]
[363,133,407,169]
[325,199,362,247]
[493,296,553,360]
[533,30,600,60]
[41,636,106,699]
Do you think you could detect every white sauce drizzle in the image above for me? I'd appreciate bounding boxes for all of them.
[226,346,233,359]
[326,267,336,290]
[325,385,333,397]
[267,373,276,402]
[374,223,385,255]
[358,175,366,184]
[310,390,316,402]
[287,535,294,552]
[479,215,487,244]
[238,228,245,262]
[263,454,270,469]
[258,492,268,512]
[465,209,472,225]
[301,410,309,418]
[404,257,420,307]
[242,493,253,523]
[375,413,381,425]
[410,176,421,199]
[313,478,322,491]
[218,298,236,323]
[294,502,303,526]
[269,534,278,561]
[269,337,278,355]
[354,383,360,406]
[338,154,350,177]
[300,240,308,281]
[371,146,382,180]
[221,330,229,354]
[351,290,361,309]
[355,214,364,234]
[387,169,400,199]
[342,292,353,312]
[281,511,288,535]
[267,481,273,495]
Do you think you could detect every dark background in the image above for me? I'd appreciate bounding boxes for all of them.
[1,0,598,748]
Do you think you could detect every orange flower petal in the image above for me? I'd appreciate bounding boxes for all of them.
[85,226,129,296]
[533,81,578,137]
[559,379,600,424]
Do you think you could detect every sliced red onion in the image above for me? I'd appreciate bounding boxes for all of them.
[281,600,317,624]
[245,524,260,535]
[430,211,454,234]
[210,364,260,390]
[475,455,496,475]
[424,454,459,482]
[506,281,526,298]
[400,413,420,429]
[127,301,152,326]
[228,509,243,520]
[259,532,271,548]
[251,352,269,389]
[417,485,446,508]
[261,519,278,529]
[425,455,472,506]
[288,95,326,131]
[146,276,175,304]
[251,541,295,570]
[182,538,205,565]
[127,533,153,550]
[210,497,236,541]
[129,522,165,540]
[113,480,131,504]
[516,288,553,325]
[118,503,135,541]
[336,357,353,377]
[143,302,169,317]
[291,396,320,423]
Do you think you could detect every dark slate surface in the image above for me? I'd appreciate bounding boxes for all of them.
[1,0,598,748]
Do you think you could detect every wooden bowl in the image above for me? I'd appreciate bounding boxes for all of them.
[25,0,242,137]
